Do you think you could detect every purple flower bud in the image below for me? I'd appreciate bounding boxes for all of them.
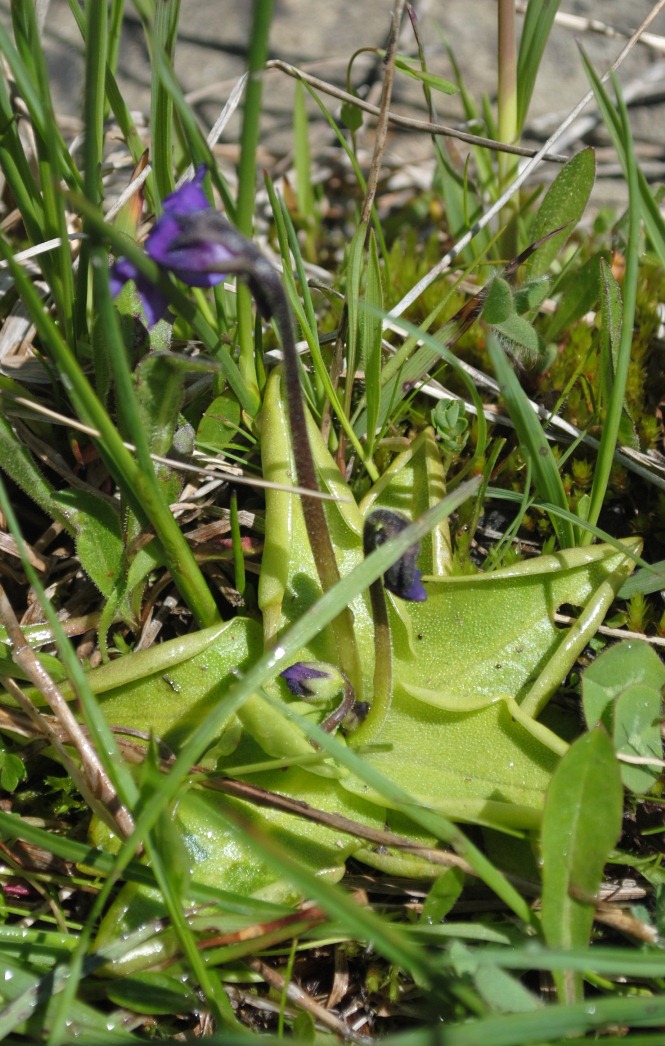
[397,565,428,602]
[280,662,343,700]
[280,662,356,735]
[363,509,427,602]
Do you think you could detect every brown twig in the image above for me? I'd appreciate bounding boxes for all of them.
[266,59,568,163]
[246,955,372,1044]
[360,0,406,226]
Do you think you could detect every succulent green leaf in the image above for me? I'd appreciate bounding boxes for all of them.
[614,684,662,794]
[197,393,242,453]
[492,313,541,359]
[420,867,465,924]
[545,254,600,341]
[340,98,363,132]
[0,407,72,533]
[512,277,550,315]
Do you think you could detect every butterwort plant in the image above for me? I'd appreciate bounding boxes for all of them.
[110,166,348,623]
[110,166,427,708]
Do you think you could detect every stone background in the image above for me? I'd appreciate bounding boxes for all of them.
[2,1,665,209]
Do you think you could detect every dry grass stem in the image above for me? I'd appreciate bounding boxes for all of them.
[266,59,568,162]
[359,0,407,226]
[0,586,135,840]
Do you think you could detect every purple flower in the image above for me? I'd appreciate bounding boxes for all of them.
[110,166,234,326]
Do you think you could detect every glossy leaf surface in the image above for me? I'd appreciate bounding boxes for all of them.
[85,379,639,919]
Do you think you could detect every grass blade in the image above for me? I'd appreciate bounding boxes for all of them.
[487,334,575,547]
[582,67,640,539]
[516,0,562,131]
[540,728,623,1002]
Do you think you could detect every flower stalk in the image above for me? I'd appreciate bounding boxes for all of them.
[350,509,427,744]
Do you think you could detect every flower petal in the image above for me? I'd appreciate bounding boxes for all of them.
[109,257,169,324]
[161,165,209,218]
[135,275,170,327]
[109,256,140,297]
[397,567,428,603]
[145,211,234,287]
[280,662,330,698]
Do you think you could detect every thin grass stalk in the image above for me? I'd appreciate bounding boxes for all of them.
[44,808,237,1039]
[230,491,246,596]
[1,14,82,192]
[0,72,44,238]
[91,248,221,626]
[584,75,640,539]
[264,175,380,478]
[497,0,518,255]
[149,0,179,198]
[107,0,125,73]
[65,0,148,182]
[140,843,241,1030]
[7,6,77,344]
[147,46,235,216]
[74,0,108,337]
[234,0,275,410]
[516,0,562,131]
[293,79,317,261]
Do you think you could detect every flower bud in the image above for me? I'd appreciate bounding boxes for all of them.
[280,661,346,702]
[363,509,427,601]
